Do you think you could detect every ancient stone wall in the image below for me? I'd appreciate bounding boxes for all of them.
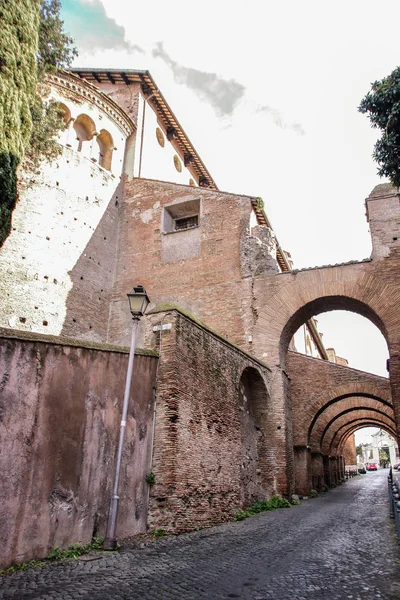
[366,183,400,261]
[145,309,276,533]
[0,149,121,342]
[0,329,158,568]
[109,178,278,349]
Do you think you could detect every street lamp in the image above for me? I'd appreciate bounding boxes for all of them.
[103,285,150,550]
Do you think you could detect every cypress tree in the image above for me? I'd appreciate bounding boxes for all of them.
[0,1,40,245]
[0,0,77,246]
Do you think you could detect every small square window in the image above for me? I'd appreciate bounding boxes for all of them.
[174,215,199,231]
[163,199,201,234]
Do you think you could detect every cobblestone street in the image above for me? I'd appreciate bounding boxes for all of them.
[1,470,400,600]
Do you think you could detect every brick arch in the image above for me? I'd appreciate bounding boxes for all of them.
[239,367,275,500]
[290,370,392,447]
[281,296,387,361]
[338,422,397,453]
[252,261,400,365]
[322,411,396,455]
[309,396,395,451]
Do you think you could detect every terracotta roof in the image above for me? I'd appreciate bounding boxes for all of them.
[70,68,217,190]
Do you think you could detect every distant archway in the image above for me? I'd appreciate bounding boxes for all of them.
[324,412,396,455]
[309,395,394,452]
[281,296,388,363]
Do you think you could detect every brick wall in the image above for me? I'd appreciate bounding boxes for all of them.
[0,329,158,568]
[146,309,279,533]
[108,178,278,349]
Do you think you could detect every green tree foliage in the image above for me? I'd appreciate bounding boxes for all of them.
[24,0,78,174]
[37,0,77,78]
[0,0,40,245]
[0,0,77,246]
[359,67,400,188]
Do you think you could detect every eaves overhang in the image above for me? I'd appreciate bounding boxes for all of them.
[70,68,217,190]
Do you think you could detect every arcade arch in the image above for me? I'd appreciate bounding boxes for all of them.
[275,293,393,496]
[308,395,394,453]
[238,367,273,505]
[281,295,388,363]
[323,411,395,455]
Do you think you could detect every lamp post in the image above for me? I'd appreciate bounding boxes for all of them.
[103,284,150,551]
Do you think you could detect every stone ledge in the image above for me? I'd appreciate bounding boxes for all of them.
[288,350,389,381]
[280,258,372,275]
[148,303,271,372]
[0,327,159,357]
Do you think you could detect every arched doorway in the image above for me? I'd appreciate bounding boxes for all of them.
[238,367,271,506]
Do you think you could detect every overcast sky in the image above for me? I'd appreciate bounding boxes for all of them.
[61,0,398,441]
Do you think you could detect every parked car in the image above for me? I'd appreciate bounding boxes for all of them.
[366,462,378,471]
[357,463,366,474]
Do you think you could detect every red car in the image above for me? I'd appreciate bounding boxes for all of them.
[366,463,378,471]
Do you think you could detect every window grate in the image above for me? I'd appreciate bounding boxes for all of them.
[174,215,199,231]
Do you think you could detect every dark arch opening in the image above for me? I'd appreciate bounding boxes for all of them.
[238,367,271,505]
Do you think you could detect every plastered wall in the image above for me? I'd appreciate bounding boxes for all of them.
[0,330,158,568]
[0,148,121,340]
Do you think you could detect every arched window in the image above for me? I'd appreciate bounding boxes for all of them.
[56,103,71,126]
[73,114,96,153]
[54,103,71,145]
[96,129,114,171]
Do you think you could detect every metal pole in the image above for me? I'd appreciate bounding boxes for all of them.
[103,317,139,550]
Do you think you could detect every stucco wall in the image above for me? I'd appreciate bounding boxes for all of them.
[0,330,158,568]
[0,146,121,342]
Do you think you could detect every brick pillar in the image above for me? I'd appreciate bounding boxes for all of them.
[311,452,324,491]
[328,456,337,487]
[294,445,311,496]
[323,455,330,488]
[338,456,345,482]
[270,367,295,497]
[389,353,400,445]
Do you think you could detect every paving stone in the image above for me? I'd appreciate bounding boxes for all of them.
[1,471,400,599]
